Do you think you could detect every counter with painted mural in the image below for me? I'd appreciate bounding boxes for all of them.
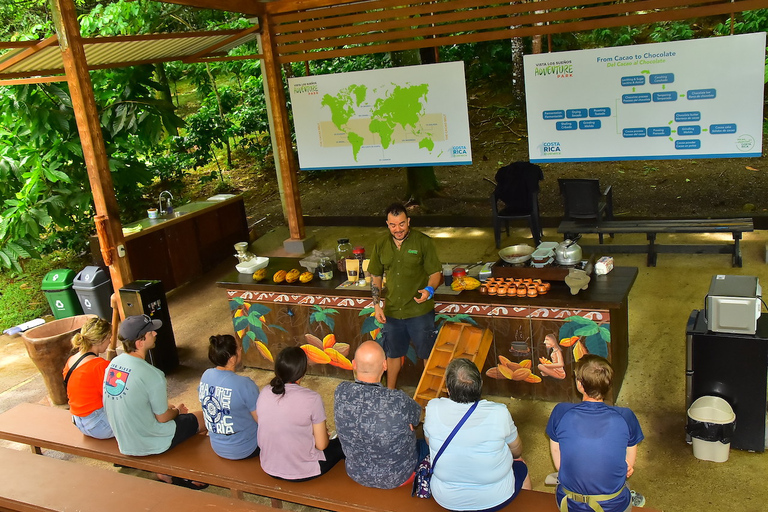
[217,258,637,403]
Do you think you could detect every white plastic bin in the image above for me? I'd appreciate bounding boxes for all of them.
[687,396,736,462]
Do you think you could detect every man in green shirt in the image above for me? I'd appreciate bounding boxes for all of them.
[369,203,442,389]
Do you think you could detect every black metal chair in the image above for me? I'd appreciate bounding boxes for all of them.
[487,161,544,249]
[558,178,614,243]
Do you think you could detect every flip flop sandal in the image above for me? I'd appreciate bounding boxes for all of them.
[167,476,209,490]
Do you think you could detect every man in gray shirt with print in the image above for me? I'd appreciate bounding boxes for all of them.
[334,341,424,489]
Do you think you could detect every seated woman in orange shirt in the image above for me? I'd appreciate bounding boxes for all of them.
[62,317,114,439]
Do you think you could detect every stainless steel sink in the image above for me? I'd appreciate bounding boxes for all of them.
[160,211,188,219]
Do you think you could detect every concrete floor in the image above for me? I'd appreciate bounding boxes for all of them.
[2,224,768,511]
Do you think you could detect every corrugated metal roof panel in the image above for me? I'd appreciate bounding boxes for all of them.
[0,28,259,78]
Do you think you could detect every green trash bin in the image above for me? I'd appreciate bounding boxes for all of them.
[42,269,83,320]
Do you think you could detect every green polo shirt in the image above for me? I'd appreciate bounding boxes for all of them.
[368,229,442,320]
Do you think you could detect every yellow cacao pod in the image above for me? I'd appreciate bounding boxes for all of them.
[285,268,301,283]
[273,270,287,283]
[252,268,266,281]
[460,276,481,290]
[299,271,313,283]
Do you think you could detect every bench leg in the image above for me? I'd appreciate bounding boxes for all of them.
[30,446,42,455]
[270,498,283,509]
[646,233,657,267]
[230,488,244,500]
[733,232,743,267]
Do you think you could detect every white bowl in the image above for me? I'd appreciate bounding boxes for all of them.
[499,244,534,264]
[236,257,269,274]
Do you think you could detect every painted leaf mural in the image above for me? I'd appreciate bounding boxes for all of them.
[309,305,338,331]
[558,316,610,359]
[228,299,286,356]
[359,307,383,340]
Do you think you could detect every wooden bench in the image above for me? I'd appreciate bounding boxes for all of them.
[0,403,655,512]
[0,446,272,512]
[558,218,754,267]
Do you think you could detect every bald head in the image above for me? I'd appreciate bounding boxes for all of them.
[353,341,387,383]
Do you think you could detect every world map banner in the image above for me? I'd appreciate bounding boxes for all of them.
[288,62,472,170]
[524,33,765,163]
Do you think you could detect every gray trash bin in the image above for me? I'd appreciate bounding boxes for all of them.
[72,266,113,320]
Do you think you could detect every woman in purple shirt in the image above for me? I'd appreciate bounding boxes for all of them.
[256,346,345,481]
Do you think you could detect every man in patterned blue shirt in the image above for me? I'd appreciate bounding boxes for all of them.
[334,341,423,489]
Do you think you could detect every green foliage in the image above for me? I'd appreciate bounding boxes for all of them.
[579,26,642,48]
[0,248,87,329]
[649,22,695,42]
[714,9,768,35]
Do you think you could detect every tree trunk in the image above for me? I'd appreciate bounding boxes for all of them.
[205,63,232,168]
[153,62,178,136]
[390,49,440,205]
[510,36,525,107]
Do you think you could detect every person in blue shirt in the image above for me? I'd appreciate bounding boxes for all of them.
[547,355,645,512]
[199,334,260,460]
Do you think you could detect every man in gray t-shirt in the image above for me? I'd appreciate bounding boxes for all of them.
[334,341,421,489]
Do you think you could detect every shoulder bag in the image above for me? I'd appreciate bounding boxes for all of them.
[412,400,479,499]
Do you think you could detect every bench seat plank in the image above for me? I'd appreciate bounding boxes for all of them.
[0,446,271,512]
[558,218,753,267]
[0,403,656,512]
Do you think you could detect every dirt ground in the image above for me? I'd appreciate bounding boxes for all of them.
[223,86,768,232]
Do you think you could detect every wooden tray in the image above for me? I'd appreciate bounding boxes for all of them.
[491,257,593,281]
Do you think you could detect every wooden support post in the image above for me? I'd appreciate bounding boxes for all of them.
[49,0,133,300]
[258,13,305,242]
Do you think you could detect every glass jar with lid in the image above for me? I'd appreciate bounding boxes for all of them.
[336,238,353,272]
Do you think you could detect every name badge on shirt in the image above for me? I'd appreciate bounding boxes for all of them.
[408,249,418,254]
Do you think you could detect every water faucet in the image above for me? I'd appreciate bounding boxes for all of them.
[159,191,173,215]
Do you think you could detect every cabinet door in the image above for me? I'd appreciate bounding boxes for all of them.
[195,208,222,271]
[125,230,175,287]
[166,221,202,286]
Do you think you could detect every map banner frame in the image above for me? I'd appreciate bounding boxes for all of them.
[524,33,765,163]
[289,62,472,170]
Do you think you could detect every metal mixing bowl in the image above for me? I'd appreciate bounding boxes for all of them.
[498,244,534,264]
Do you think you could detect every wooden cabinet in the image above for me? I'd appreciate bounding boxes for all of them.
[125,196,248,290]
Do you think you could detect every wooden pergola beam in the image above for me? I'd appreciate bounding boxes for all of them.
[158,0,264,15]
[49,0,133,300]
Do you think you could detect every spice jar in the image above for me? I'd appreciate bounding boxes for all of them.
[336,238,352,272]
[318,257,334,281]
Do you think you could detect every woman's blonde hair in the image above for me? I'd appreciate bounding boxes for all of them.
[71,317,111,354]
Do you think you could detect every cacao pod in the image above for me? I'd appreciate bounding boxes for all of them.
[273,270,287,283]
[299,271,313,283]
[252,268,267,281]
[285,268,301,283]
[512,368,532,381]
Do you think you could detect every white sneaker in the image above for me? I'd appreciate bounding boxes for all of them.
[630,490,646,508]
[544,472,559,486]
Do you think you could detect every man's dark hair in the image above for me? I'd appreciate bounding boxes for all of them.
[271,346,308,395]
[446,358,483,403]
[385,202,408,219]
[208,334,238,366]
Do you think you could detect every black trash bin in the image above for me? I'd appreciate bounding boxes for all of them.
[73,266,114,320]
[119,280,178,373]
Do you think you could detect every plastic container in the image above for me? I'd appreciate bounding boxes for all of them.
[336,238,353,272]
[73,266,113,320]
[41,269,83,320]
[687,396,736,462]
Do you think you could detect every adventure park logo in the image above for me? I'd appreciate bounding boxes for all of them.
[533,59,574,79]
[292,81,319,96]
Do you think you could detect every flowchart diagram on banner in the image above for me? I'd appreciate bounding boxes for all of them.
[524,33,765,162]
